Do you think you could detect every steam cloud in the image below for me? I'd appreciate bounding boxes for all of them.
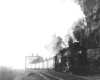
[38,0,86,59]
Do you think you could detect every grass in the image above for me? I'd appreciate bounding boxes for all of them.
[0,67,45,80]
[0,66,18,80]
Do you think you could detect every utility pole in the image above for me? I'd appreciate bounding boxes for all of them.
[42,61,44,69]
[31,53,33,69]
[25,56,27,69]
[47,59,48,69]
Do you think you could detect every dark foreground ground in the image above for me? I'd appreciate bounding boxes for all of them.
[25,69,100,80]
[30,69,92,80]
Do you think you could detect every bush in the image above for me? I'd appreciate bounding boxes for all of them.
[0,67,18,80]
[0,66,44,80]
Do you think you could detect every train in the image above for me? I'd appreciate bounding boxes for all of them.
[30,42,89,75]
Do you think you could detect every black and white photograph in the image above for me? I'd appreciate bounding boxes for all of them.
[0,0,100,80]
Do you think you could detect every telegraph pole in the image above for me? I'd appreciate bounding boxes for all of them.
[25,56,27,70]
[31,53,33,69]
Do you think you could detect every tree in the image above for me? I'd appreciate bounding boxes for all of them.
[74,0,100,48]
[74,0,100,73]
[68,36,74,47]
[72,18,86,46]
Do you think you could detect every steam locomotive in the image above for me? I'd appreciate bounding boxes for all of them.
[32,42,88,75]
[54,42,88,74]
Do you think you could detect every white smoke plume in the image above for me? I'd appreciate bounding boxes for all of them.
[38,0,85,59]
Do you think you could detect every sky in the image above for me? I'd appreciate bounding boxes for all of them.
[0,0,85,69]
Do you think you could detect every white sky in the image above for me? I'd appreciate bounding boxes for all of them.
[0,0,84,69]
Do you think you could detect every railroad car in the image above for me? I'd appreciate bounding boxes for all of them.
[43,59,48,69]
[48,57,55,70]
[39,62,43,69]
